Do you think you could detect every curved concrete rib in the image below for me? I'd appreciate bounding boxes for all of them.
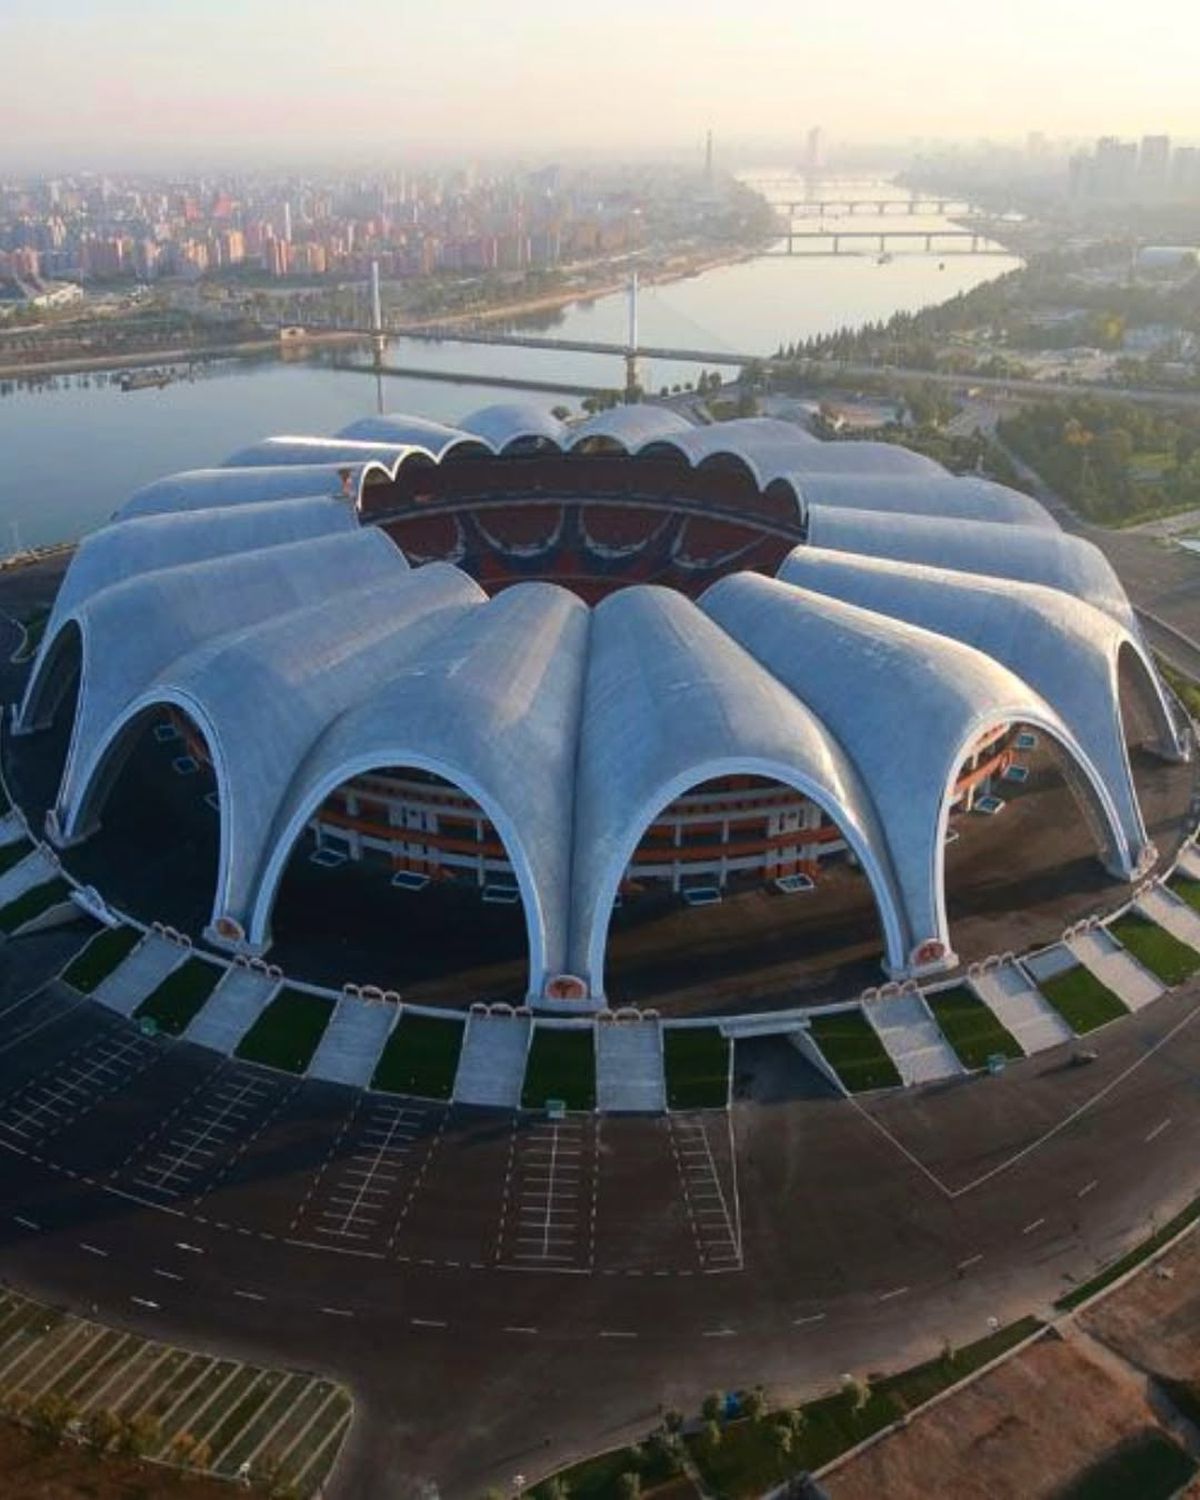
[567,585,910,995]
[250,582,591,999]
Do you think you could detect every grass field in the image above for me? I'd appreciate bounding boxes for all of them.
[521,1026,596,1111]
[135,957,222,1035]
[0,877,71,936]
[0,840,32,877]
[0,1285,352,1497]
[663,1027,730,1110]
[807,1009,902,1092]
[1169,874,1200,913]
[927,986,1022,1069]
[371,1011,463,1099]
[61,924,139,994]
[1108,911,1200,986]
[234,987,334,1073]
[1038,965,1127,1034]
[683,1318,1045,1499]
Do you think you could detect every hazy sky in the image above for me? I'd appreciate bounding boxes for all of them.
[2,0,1197,168]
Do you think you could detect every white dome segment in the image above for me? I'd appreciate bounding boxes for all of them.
[16,406,1182,1004]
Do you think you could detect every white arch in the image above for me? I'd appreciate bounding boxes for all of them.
[582,754,909,998]
[247,751,548,996]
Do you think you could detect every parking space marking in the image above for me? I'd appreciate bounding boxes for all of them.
[498,1116,596,1270]
[667,1115,742,1272]
[0,1031,159,1147]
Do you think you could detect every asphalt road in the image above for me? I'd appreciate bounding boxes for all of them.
[1,933,1200,1498]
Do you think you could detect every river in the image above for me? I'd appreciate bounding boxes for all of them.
[0,175,1019,553]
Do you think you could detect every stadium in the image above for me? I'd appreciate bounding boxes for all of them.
[6,402,1193,1026]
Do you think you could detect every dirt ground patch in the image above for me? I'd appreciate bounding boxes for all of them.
[0,1414,236,1498]
[824,1334,1165,1500]
[1081,1231,1200,1384]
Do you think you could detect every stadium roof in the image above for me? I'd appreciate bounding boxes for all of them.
[19,405,1184,1002]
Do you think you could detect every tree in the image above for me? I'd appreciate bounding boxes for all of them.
[742,1386,767,1423]
[700,1419,722,1453]
[662,1407,684,1433]
[768,1424,793,1458]
[550,406,571,421]
[617,1471,641,1500]
[701,1391,724,1423]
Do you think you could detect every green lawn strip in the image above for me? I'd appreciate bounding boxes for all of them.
[131,1349,197,1425]
[1057,1193,1200,1310]
[257,1378,336,1470]
[153,1358,235,1450]
[927,986,1022,1069]
[134,957,222,1035]
[204,1367,285,1467]
[371,1011,463,1098]
[531,1436,684,1500]
[0,839,32,877]
[521,1026,596,1111]
[213,1370,308,1475]
[61,924,140,994]
[276,1384,351,1489]
[0,877,71,935]
[807,1010,902,1093]
[191,1365,264,1447]
[234,987,334,1073]
[1057,1428,1196,1500]
[686,1318,1044,1498]
[1108,911,1200,985]
[46,1326,122,1401]
[663,1026,730,1110]
[1169,874,1200,913]
[295,1403,354,1497]
[1038,964,1127,1034]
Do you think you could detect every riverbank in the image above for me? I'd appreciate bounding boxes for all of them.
[393,243,763,333]
[0,330,363,384]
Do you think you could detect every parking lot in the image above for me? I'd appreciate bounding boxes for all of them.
[0,988,743,1279]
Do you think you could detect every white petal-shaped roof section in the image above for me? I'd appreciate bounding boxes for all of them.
[335,413,483,456]
[567,404,692,450]
[639,416,819,464]
[456,403,567,451]
[222,436,418,467]
[48,499,356,631]
[66,563,483,944]
[776,544,1181,847]
[799,476,1056,529]
[252,582,590,997]
[568,585,908,992]
[119,465,362,520]
[703,572,1138,969]
[803,507,1130,625]
[32,530,404,837]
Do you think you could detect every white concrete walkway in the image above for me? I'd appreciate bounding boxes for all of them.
[1066,928,1162,1012]
[1137,885,1200,954]
[1175,844,1200,881]
[307,997,396,1087]
[0,847,57,911]
[92,934,187,1017]
[0,812,26,848]
[452,1013,531,1108]
[970,964,1073,1054]
[596,1021,665,1112]
[185,967,279,1051]
[864,994,961,1085]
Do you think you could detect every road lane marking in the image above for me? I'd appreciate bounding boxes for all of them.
[957,1254,984,1270]
[153,1268,183,1282]
[130,1296,160,1310]
[504,1326,538,1334]
[1022,1218,1046,1236]
[793,1313,827,1327]
[234,1289,265,1302]
[79,1242,107,1257]
[878,1286,910,1302]
[174,1241,204,1254]
[12,1216,38,1230]
[319,1306,353,1318]
[599,1330,637,1339]
[1145,1118,1172,1143]
[410,1317,447,1329]
[1077,1180,1099,1198]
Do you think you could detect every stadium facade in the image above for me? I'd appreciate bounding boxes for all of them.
[15,404,1185,1005]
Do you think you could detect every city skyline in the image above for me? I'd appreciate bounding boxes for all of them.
[1,0,1198,169]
